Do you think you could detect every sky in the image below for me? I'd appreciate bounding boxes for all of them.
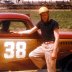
[23,0,70,2]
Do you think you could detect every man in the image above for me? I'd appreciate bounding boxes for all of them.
[17,6,59,72]
[1,20,10,33]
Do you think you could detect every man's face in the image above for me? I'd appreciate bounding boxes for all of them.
[41,12,49,22]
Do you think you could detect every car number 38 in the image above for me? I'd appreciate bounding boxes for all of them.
[4,41,26,59]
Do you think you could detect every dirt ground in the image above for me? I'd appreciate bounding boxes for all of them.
[5,69,47,72]
[8,70,47,72]
[6,69,61,72]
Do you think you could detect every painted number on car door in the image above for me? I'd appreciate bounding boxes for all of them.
[4,42,26,59]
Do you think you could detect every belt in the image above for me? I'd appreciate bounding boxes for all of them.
[44,41,54,44]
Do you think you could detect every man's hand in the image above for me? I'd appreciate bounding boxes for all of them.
[51,51,57,60]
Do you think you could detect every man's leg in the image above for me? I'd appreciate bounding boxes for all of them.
[29,46,46,69]
[45,43,56,72]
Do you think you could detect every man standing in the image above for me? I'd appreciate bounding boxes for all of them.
[18,6,59,72]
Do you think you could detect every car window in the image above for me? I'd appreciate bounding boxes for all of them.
[10,20,27,32]
[0,20,27,33]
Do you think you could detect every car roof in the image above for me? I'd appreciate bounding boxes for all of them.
[0,13,31,21]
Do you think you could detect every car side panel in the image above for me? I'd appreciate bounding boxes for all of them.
[0,38,40,70]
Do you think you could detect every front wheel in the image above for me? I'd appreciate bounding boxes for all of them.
[64,59,72,72]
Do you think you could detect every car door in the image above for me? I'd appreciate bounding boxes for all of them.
[0,19,41,70]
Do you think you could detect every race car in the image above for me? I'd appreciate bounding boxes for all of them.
[0,13,72,71]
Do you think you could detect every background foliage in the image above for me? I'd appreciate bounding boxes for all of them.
[0,9,72,30]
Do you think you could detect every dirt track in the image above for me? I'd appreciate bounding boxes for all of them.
[5,69,61,72]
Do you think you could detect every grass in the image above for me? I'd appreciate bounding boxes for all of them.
[0,9,72,30]
[50,10,72,29]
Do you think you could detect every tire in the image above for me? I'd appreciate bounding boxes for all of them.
[64,59,72,72]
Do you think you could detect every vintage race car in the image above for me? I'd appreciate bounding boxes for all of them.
[0,13,72,71]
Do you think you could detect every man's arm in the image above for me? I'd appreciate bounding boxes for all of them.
[52,28,59,59]
[16,26,38,34]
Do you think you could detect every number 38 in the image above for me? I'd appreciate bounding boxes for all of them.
[4,42,26,59]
